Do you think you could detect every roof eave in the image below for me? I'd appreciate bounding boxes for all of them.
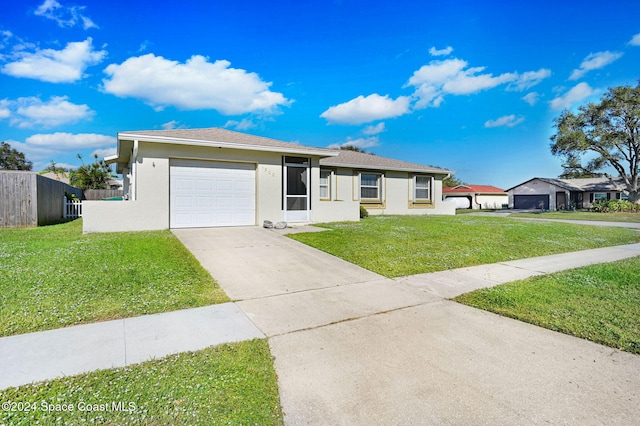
[321,161,451,175]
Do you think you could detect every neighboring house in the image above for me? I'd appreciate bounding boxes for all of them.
[83,128,455,233]
[507,177,627,210]
[442,184,508,209]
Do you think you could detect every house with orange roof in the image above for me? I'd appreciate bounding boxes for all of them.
[442,184,508,210]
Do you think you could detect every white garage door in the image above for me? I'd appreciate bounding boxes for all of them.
[170,160,256,228]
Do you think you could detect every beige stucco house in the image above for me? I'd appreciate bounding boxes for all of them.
[83,128,455,233]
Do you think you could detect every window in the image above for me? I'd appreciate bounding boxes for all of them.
[593,193,608,202]
[320,169,331,200]
[414,175,432,201]
[360,173,381,200]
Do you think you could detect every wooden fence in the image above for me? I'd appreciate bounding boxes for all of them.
[83,189,124,200]
[1,171,83,227]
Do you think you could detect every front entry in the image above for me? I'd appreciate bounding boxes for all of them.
[283,156,310,222]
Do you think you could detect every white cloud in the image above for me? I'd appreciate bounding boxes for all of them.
[328,136,380,150]
[0,96,94,128]
[484,114,525,128]
[91,147,117,159]
[630,33,640,46]
[1,38,106,83]
[320,94,410,125]
[522,92,539,106]
[6,133,115,168]
[550,82,597,110]
[569,51,623,80]
[34,0,98,29]
[507,69,551,91]
[0,99,10,118]
[161,120,187,130]
[224,118,257,130]
[406,58,551,109]
[1,96,94,128]
[429,46,453,56]
[362,122,386,135]
[102,54,291,114]
[26,132,114,149]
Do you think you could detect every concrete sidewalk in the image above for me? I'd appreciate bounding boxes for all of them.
[2,226,639,424]
[0,303,263,389]
[174,227,640,425]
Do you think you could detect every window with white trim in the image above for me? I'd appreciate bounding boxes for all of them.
[360,173,381,201]
[320,169,331,200]
[414,175,432,201]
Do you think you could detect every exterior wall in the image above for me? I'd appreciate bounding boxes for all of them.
[312,166,360,223]
[583,191,620,209]
[360,171,455,216]
[474,194,509,209]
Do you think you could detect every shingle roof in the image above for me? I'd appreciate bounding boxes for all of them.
[508,177,626,192]
[443,184,506,194]
[320,149,451,174]
[118,127,336,154]
[115,127,450,174]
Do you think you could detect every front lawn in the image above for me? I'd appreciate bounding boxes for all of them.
[0,339,284,425]
[454,257,640,354]
[512,211,640,223]
[289,215,640,277]
[0,220,229,336]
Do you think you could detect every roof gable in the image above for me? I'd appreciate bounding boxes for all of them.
[443,184,506,194]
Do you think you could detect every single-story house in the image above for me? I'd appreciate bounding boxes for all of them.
[83,128,455,233]
[442,184,508,209]
[507,177,627,210]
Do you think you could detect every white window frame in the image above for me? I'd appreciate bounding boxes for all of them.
[319,169,332,200]
[413,175,433,202]
[359,172,383,202]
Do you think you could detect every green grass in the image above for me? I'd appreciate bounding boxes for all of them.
[0,220,229,337]
[289,215,640,278]
[454,257,640,354]
[0,339,284,425]
[512,211,640,223]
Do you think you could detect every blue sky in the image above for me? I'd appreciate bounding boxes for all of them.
[1,0,639,188]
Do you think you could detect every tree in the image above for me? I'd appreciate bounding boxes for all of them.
[550,83,640,201]
[340,145,370,154]
[0,142,32,170]
[41,160,69,180]
[443,174,464,188]
[69,154,115,190]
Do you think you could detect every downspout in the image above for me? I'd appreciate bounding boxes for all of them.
[131,140,138,201]
[474,193,482,209]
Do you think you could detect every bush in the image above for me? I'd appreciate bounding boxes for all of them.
[359,205,369,219]
[592,199,639,213]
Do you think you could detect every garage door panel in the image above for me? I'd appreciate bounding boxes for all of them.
[170,160,256,228]
[514,195,549,210]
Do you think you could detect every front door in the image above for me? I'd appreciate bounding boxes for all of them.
[556,192,567,210]
[283,156,310,222]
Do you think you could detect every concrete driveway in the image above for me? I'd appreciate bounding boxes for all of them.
[174,227,640,425]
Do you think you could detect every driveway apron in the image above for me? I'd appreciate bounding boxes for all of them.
[174,227,640,425]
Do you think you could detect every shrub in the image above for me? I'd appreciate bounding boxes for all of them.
[592,199,639,213]
[359,205,369,219]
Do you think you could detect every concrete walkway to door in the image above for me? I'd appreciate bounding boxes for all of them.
[174,227,640,425]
